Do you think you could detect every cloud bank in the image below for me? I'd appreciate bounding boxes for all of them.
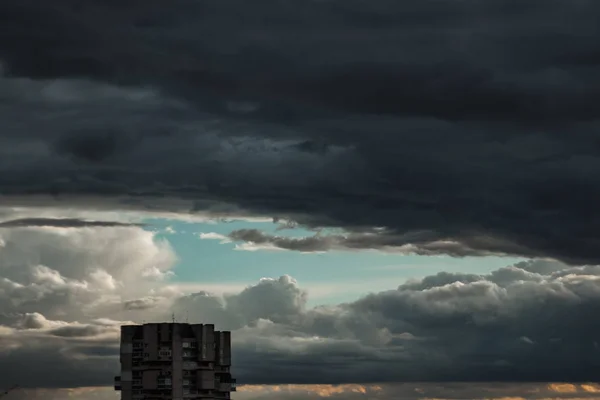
[1,0,600,263]
[0,220,599,388]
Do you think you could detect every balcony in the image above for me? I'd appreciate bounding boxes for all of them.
[182,350,198,360]
[183,389,214,398]
[215,378,236,392]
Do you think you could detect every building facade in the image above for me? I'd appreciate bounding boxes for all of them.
[114,323,236,400]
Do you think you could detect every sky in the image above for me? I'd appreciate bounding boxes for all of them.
[149,217,524,306]
[1,0,600,399]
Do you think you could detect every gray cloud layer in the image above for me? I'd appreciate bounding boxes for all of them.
[2,223,599,389]
[217,228,527,257]
[1,1,600,262]
[224,260,600,384]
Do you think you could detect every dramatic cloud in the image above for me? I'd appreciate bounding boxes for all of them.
[2,1,600,395]
[0,221,184,389]
[1,0,600,263]
[173,260,600,384]
[0,223,177,323]
[0,220,599,389]
[85,259,600,386]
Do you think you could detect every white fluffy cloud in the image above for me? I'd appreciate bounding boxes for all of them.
[0,225,177,323]
[0,219,183,388]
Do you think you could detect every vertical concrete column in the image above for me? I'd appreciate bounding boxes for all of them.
[143,324,158,360]
[172,324,183,400]
[205,325,215,362]
[120,326,135,400]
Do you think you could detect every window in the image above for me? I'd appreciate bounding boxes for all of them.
[182,342,190,348]
[157,378,172,387]
[190,341,197,348]
[183,361,198,369]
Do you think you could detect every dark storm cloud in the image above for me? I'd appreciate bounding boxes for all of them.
[2,0,599,122]
[0,317,122,388]
[0,341,118,388]
[2,0,600,263]
[0,218,142,228]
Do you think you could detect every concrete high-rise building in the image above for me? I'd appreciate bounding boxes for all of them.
[114,323,236,400]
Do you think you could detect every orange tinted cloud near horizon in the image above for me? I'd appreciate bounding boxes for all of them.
[238,383,383,396]
[549,384,579,393]
[548,383,600,394]
[10,382,600,400]
[581,384,600,393]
